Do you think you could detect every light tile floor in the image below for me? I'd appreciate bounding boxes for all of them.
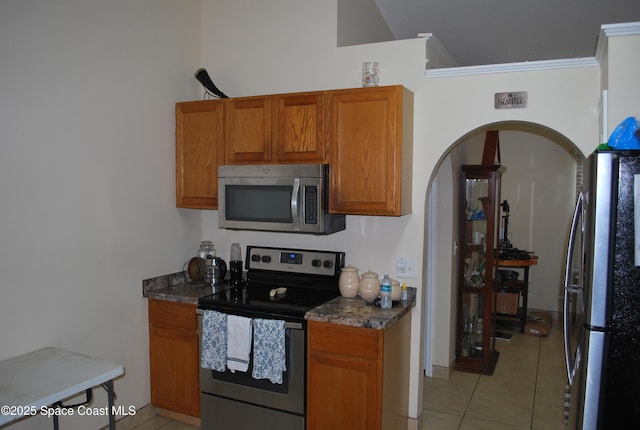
[422,322,568,430]
[114,323,567,430]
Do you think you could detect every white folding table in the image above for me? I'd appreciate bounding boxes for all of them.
[0,347,124,429]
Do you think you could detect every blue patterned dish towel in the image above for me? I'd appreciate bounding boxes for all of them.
[201,310,227,372]
[252,318,286,384]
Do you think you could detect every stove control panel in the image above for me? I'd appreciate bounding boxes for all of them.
[246,246,344,277]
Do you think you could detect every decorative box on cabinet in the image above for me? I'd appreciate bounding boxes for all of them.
[327,85,413,216]
[454,164,506,375]
[148,299,200,418]
[175,100,224,209]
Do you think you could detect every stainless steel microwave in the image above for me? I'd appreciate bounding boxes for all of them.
[218,164,345,234]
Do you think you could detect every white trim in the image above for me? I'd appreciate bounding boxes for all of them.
[424,57,598,78]
[596,22,640,65]
[424,178,436,377]
[601,21,640,37]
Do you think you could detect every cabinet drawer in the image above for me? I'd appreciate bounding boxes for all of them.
[149,299,197,331]
[308,320,380,360]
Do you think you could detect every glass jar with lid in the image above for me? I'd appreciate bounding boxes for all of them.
[198,241,215,259]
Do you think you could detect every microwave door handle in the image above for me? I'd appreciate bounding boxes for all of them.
[291,178,300,228]
[564,191,582,385]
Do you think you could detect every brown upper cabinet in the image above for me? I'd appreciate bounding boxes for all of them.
[176,100,224,209]
[224,96,272,163]
[272,92,326,163]
[175,85,413,215]
[327,86,413,216]
[224,91,326,164]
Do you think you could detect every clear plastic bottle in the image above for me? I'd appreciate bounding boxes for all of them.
[380,274,392,309]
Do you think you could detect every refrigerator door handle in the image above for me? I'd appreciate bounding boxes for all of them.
[564,191,583,386]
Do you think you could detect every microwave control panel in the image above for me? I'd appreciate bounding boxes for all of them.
[304,186,318,225]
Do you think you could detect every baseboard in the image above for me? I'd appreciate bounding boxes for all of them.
[430,364,452,379]
[99,404,157,430]
[157,407,201,427]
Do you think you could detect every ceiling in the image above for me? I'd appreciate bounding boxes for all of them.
[373,0,640,67]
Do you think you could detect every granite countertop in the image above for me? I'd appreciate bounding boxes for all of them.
[305,288,416,330]
[143,272,417,330]
[143,271,219,304]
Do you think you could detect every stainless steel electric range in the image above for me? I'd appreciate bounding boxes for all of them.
[197,245,345,430]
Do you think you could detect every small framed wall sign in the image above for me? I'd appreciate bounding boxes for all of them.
[495,91,528,109]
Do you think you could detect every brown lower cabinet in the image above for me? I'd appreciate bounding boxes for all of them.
[148,299,199,418]
[307,316,411,430]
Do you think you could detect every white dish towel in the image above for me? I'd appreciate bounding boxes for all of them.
[200,310,227,372]
[226,315,253,373]
[252,318,286,384]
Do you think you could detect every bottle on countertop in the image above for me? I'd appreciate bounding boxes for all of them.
[380,274,392,309]
[401,282,408,301]
[229,242,243,284]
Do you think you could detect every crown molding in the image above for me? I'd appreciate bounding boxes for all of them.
[425,21,640,78]
[596,21,640,65]
[424,57,598,78]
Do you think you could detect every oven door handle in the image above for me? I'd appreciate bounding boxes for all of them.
[196,309,303,330]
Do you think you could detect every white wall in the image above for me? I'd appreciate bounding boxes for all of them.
[337,0,395,47]
[0,1,202,428]
[498,131,578,312]
[202,0,603,420]
[606,33,640,133]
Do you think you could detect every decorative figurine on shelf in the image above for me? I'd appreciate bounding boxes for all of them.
[478,197,489,219]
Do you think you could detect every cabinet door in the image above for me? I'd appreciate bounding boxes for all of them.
[176,100,223,209]
[149,300,199,417]
[307,321,382,430]
[224,96,272,163]
[307,352,381,430]
[273,92,326,162]
[149,326,199,417]
[327,86,412,216]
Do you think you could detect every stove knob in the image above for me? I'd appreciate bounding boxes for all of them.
[311,259,322,267]
[261,255,272,263]
[323,260,334,268]
[251,254,261,262]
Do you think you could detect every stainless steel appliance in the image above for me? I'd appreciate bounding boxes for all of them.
[218,164,345,234]
[564,149,640,428]
[197,245,345,430]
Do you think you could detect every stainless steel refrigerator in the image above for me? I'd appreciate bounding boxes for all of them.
[564,149,640,429]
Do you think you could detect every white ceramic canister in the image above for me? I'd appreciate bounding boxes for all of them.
[391,278,402,301]
[359,270,380,303]
[339,265,360,298]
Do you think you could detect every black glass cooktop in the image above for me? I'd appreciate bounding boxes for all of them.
[198,282,339,321]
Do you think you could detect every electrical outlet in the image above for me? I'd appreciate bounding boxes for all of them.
[397,257,417,279]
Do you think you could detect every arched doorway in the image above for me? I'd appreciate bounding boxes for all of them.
[423,121,584,376]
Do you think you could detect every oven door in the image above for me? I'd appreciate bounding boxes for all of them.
[197,311,306,429]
